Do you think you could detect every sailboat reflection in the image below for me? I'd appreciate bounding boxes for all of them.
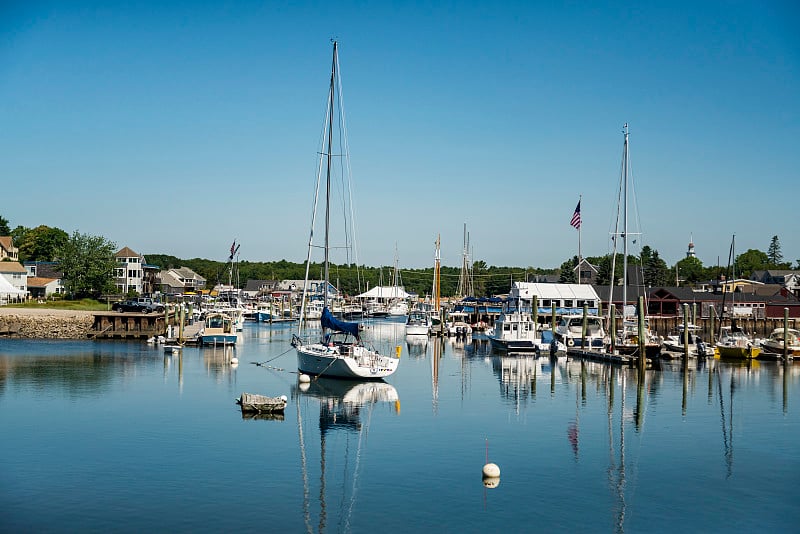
[293,378,400,533]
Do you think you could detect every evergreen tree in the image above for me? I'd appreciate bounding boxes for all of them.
[0,215,10,236]
[558,256,578,283]
[643,249,670,287]
[767,235,783,267]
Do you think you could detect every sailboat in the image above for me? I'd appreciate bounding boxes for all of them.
[291,41,400,379]
[608,124,662,360]
[715,235,761,359]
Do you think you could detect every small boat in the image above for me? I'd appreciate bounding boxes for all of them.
[488,298,538,353]
[163,344,183,354]
[662,323,712,357]
[405,309,432,336]
[716,325,761,359]
[606,124,661,361]
[446,311,473,337]
[200,312,238,346]
[555,313,606,350]
[614,320,663,360]
[760,327,800,356]
[236,393,288,413]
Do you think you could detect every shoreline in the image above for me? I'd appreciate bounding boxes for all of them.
[0,308,95,339]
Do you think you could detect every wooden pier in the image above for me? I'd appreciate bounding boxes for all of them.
[89,312,168,340]
[566,347,634,365]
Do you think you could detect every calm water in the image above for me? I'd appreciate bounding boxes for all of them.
[1,320,798,533]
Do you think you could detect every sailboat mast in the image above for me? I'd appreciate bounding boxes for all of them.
[718,235,735,337]
[622,123,629,314]
[323,41,337,312]
[434,235,441,312]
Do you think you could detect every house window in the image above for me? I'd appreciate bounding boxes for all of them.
[564,300,573,307]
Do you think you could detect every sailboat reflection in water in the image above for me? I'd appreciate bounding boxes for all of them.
[294,378,400,532]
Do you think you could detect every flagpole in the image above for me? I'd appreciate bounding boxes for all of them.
[578,194,582,284]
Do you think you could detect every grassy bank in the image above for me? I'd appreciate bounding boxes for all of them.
[5,299,110,312]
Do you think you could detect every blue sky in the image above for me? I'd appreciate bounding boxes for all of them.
[1,1,798,270]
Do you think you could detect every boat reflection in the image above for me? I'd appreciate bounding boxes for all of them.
[293,378,399,533]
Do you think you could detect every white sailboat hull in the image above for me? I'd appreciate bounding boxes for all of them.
[296,343,400,379]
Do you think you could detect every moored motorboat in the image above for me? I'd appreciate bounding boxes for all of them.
[488,299,538,353]
[760,327,800,357]
[715,325,761,359]
[555,313,606,350]
[200,312,238,346]
[405,309,431,336]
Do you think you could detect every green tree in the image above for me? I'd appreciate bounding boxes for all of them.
[0,215,10,235]
[10,225,28,248]
[767,235,782,266]
[675,256,705,284]
[17,225,69,262]
[643,249,670,287]
[57,231,118,299]
[558,256,578,283]
[734,249,768,279]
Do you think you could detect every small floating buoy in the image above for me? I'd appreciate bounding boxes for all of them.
[482,462,500,478]
[298,374,311,383]
[230,356,239,365]
[299,382,310,392]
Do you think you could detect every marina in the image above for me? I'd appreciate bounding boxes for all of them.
[1,319,799,532]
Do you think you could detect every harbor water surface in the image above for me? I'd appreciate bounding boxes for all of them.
[1,320,798,533]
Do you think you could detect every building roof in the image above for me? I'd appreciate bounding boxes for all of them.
[0,261,27,273]
[356,286,411,299]
[170,266,205,281]
[27,276,58,288]
[115,246,141,258]
[511,282,600,301]
[244,279,278,292]
[0,236,15,251]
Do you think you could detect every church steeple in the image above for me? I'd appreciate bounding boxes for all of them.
[686,234,696,258]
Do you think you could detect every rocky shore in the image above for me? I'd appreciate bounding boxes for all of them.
[0,308,95,339]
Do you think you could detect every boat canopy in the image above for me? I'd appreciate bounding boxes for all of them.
[321,307,360,339]
[356,286,411,299]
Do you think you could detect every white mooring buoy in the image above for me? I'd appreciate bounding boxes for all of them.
[482,462,500,478]
[298,374,311,383]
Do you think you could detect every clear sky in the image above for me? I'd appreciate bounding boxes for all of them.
[1,1,798,270]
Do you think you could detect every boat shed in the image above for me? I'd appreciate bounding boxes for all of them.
[510,282,601,315]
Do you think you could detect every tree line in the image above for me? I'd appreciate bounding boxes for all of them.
[2,215,797,299]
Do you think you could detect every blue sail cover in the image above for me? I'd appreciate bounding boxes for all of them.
[321,307,360,339]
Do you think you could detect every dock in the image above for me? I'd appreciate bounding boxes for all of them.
[566,347,635,365]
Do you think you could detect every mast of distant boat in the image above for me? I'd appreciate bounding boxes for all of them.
[622,123,630,315]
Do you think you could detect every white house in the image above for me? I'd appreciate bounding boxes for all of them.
[115,246,145,295]
[0,261,28,303]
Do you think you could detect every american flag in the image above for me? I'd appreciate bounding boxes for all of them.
[570,200,581,230]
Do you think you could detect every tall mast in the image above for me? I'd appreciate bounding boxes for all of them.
[434,235,441,312]
[622,123,629,314]
[323,41,337,312]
